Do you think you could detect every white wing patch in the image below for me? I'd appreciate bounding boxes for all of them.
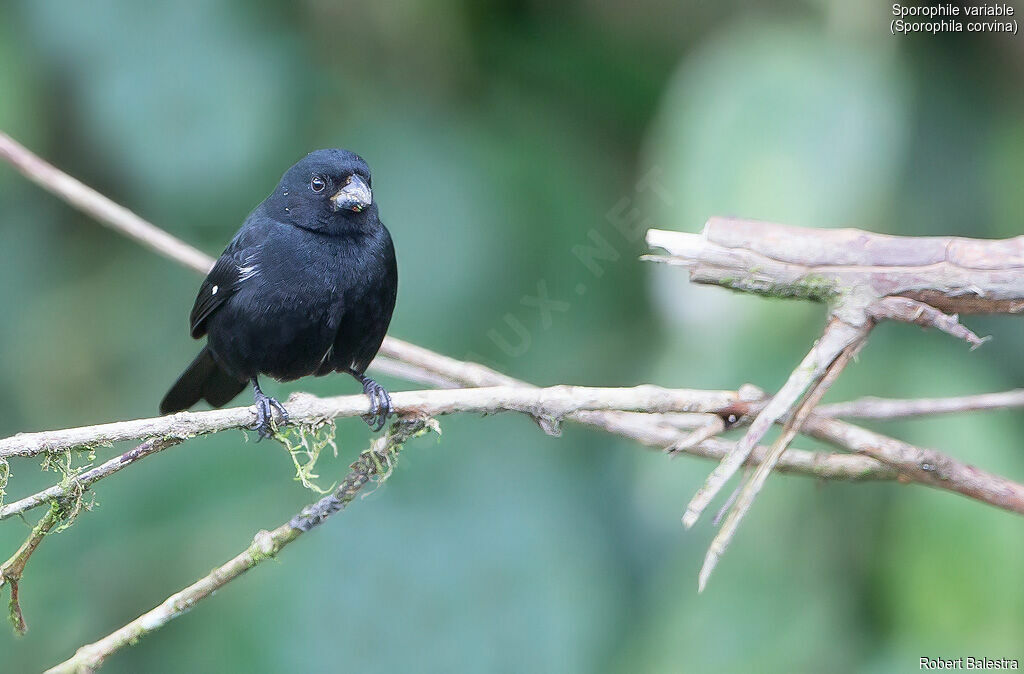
[238,252,260,282]
[318,344,334,370]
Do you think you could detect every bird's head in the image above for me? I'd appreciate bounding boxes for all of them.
[272,149,377,234]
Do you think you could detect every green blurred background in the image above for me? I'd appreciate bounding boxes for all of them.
[2,1,1023,672]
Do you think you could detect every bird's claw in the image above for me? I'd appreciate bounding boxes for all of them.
[252,390,289,441]
[360,376,392,432]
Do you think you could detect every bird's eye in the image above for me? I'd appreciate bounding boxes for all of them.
[310,176,326,193]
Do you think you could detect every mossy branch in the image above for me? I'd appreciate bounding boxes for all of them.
[45,417,436,674]
[1,502,64,635]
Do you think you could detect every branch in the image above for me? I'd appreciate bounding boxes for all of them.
[0,504,60,635]
[674,395,1024,519]
[698,328,866,591]
[45,417,433,674]
[5,129,1023,613]
[578,411,898,481]
[647,218,1024,589]
[0,132,214,276]
[340,344,1024,520]
[328,331,1024,519]
[803,416,1024,514]
[682,317,871,528]
[0,438,180,522]
[645,217,1024,315]
[868,296,989,348]
[0,385,743,460]
[816,389,1024,420]
[0,383,905,526]
[0,384,744,523]
[1,412,907,527]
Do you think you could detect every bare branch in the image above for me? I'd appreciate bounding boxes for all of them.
[666,416,725,453]
[373,338,525,388]
[9,367,961,528]
[648,218,1024,589]
[368,355,465,389]
[0,385,743,461]
[803,416,1024,515]
[0,132,214,276]
[682,317,871,528]
[360,332,1024,518]
[698,331,866,591]
[816,389,1024,420]
[646,218,1024,315]
[869,296,989,349]
[665,395,1024,517]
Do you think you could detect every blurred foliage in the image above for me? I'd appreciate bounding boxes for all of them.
[2,1,1023,672]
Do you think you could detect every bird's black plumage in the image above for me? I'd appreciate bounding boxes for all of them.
[160,149,398,435]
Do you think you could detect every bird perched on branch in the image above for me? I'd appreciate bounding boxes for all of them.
[160,149,398,437]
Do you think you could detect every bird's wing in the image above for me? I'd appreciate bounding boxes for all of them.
[189,227,263,339]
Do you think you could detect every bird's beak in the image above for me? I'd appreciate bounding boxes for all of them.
[330,174,372,213]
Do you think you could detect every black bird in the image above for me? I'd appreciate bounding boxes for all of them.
[160,149,398,437]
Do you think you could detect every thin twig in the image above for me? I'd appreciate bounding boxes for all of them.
[697,332,866,591]
[712,468,749,527]
[816,389,1024,420]
[0,438,180,522]
[803,416,1024,515]
[666,415,726,454]
[0,132,214,275]
[1,503,62,635]
[682,317,871,528]
[869,296,990,349]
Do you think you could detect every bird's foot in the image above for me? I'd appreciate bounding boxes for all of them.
[358,375,392,432]
[251,385,289,441]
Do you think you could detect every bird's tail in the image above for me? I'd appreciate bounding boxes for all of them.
[159,346,247,415]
